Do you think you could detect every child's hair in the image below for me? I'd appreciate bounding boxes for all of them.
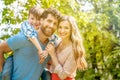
[29,6,44,20]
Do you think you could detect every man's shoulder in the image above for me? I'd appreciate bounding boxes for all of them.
[8,32,28,42]
[21,20,28,24]
[7,32,32,51]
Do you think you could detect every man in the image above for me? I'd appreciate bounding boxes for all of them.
[0,7,61,80]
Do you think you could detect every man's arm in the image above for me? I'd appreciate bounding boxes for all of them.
[0,40,12,72]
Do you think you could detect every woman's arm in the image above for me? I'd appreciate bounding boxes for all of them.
[53,51,77,79]
[46,44,58,66]
[46,44,77,79]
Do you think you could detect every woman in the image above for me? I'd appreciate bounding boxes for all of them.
[46,15,87,80]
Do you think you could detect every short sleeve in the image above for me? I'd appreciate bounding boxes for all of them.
[7,32,31,51]
[21,21,37,38]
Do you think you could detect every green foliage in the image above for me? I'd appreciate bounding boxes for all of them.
[104,45,120,79]
[0,0,120,80]
[4,0,15,5]
[2,8,15,24]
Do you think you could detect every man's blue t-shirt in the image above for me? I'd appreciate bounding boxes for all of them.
[7,32,50,80]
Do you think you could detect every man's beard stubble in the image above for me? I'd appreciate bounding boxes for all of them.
[41,26,53,37]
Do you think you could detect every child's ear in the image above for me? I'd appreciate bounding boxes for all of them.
[40,18,43,23]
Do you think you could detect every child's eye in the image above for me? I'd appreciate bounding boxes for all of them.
[31,18,35,20]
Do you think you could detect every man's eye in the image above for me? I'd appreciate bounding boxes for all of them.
[31,18,34,20]
[54,23,57,26]
[48,20,52,23]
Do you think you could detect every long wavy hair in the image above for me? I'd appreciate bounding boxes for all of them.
[59,15,87,70]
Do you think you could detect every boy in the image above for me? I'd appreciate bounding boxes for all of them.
[21,6,46,61]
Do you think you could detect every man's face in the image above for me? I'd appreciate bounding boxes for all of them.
[41,14,58,37]
[28,14,41,30]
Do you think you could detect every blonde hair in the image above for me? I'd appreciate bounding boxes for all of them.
[59,15,87,70]
[29,6,44,20]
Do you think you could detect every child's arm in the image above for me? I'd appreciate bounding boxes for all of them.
[39,34,60,63]
[21,21,43,56]
[28,37,42,53]
[21,21,48,63]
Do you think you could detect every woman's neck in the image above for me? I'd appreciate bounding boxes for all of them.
[61,38,71,46]
[60,38,72,48]
[56,39,72,53]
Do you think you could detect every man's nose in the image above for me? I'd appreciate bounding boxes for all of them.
[49,23,54,28]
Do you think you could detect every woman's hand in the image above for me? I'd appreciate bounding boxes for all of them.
[46,43,55,56]
[46,43,58,67]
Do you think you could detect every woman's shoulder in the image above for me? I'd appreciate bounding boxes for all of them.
[62,45,74,56]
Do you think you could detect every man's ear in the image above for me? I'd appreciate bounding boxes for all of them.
[40,18,43,24]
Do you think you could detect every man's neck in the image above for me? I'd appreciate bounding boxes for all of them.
[37,29,49,44]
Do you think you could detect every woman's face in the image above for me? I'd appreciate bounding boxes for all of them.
[58,20,71,40]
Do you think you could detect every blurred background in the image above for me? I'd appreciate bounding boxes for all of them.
[0,0,120,80]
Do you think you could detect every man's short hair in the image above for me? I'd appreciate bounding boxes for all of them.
[41,7,61,21]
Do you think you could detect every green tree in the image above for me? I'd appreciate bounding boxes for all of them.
[0,0,120,79]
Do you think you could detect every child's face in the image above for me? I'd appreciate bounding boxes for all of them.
[28,14,41,30]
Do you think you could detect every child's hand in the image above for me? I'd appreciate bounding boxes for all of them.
[38,50,42,59]
[39,50,48,63]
